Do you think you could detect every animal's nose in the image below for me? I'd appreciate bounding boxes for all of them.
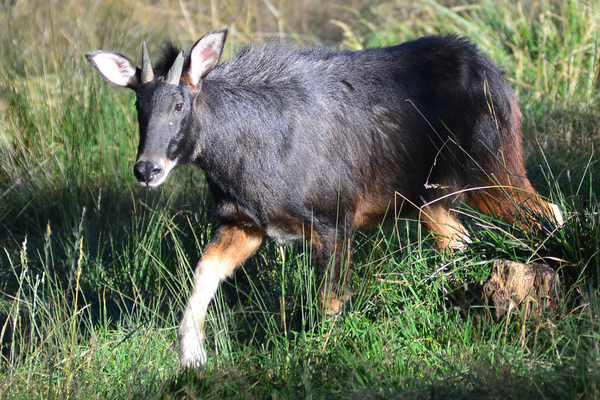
[134,160,164,185]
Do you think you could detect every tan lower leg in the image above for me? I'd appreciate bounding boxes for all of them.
[420,203,470,250]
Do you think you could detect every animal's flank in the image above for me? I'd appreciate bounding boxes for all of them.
[85,29,562,369]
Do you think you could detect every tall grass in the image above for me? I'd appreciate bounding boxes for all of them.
[1,0,599,398]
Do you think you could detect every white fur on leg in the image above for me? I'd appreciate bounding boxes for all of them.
[177,225,263,368]
[178,262,221,369]
[179,302,207,368]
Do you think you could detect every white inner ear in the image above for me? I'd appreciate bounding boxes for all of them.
[189,47,215,86]
[188,33,225,87]
[90,52,137,87]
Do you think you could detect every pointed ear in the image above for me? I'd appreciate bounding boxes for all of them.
[85,51,140,90]
[187,28,228,88]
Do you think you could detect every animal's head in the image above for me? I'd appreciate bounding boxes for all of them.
[85,29,227,187]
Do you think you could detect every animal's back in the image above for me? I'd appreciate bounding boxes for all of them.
[203,36,523,231]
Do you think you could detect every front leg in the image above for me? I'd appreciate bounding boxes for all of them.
[179,224,264,369]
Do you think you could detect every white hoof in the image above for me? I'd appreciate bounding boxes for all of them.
[179,328,207,369]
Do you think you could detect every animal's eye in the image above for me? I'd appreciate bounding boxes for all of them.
[175,103,184,112]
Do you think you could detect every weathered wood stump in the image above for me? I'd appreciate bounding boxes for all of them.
[482,260,561,321]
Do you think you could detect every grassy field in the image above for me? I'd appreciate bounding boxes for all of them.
[1,0,599,398]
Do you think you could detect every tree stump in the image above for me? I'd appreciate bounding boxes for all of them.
[482,260,561,321]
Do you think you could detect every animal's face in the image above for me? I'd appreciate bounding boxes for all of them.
[85,29,228,187]
[133,80,193,186]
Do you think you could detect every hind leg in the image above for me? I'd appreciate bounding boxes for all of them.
[312,225,353,316]
[465,118,563,229]
[420,199,471,250]
[465,176,563,229]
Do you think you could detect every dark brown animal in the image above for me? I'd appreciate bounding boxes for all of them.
[86,29,562,368]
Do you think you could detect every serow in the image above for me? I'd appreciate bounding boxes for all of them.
[86,29,562,368]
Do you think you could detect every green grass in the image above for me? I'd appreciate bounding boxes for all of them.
[1,0,600,398]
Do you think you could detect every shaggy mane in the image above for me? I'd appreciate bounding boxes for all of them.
[153,41,186,77]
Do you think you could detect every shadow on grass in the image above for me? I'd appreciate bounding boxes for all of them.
[0,170,214,365]
[158,346,597,399]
